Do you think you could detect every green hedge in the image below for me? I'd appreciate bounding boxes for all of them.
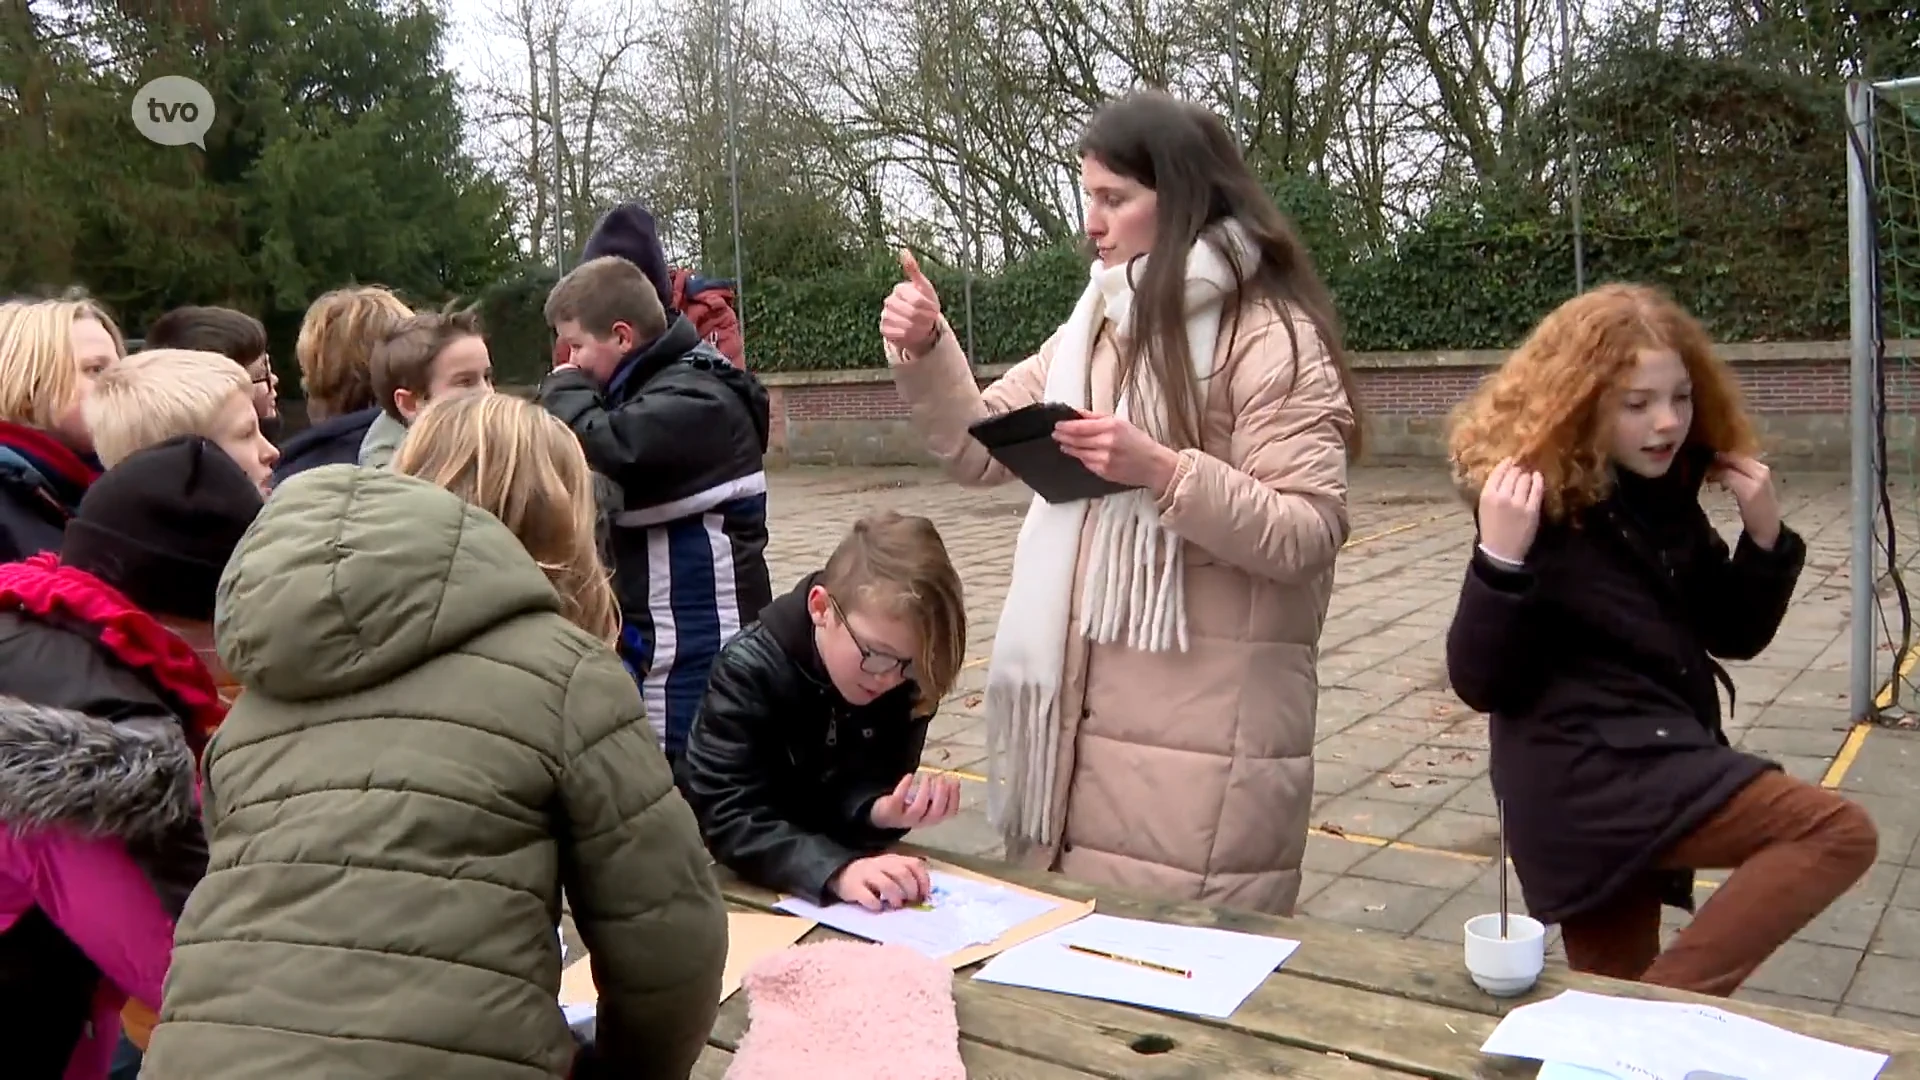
[473,210,1847,376]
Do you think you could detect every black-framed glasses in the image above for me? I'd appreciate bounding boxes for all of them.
[827,594,912,678]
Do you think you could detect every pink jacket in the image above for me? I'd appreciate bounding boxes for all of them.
[0,700,199,1080]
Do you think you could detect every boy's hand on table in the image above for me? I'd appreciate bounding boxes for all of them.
[870,771,962,830]
[830,854,932,911]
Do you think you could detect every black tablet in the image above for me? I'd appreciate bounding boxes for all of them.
[967,402,1141,505]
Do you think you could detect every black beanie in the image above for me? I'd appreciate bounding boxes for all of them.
[62,435,264,622]
[580,202,674,313]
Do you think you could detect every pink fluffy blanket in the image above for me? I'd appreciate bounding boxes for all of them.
[726,940,965,1080]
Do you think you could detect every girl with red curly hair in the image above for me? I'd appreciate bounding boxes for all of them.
[1445,283,1876,996]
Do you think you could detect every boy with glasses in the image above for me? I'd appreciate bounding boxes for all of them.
[678,512,969,911]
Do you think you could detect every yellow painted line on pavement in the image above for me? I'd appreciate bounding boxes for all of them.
[1309,827,1486,862]
[917,776,1732,892]
[1344,512,1448,549]
[1875,642,1920,710]
[950,514,1448,675]
[1310,827,1722,891]
[1822,723,1873,790]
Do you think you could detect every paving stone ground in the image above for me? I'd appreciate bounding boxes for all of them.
[759,463,1920,1028]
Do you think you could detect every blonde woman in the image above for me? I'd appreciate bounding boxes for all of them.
[273,285,413,482]
[0,295,126,560]
[144,394,729,1080]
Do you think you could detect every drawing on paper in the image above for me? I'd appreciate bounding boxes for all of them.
[774,870,1066,959]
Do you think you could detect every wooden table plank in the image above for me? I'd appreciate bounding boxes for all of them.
[915,850,1920,1075]
[716,852,1920,1079]
[693,1044,732,1080]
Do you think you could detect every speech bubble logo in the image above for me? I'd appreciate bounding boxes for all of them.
[132,75,215,149]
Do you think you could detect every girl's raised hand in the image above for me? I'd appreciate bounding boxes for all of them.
[1478,458,1545,565]
[1710,453,1782,550]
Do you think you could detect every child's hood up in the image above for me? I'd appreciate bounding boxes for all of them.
[213,465,567,702]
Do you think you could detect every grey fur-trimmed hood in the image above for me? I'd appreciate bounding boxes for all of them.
[0,696,198,841]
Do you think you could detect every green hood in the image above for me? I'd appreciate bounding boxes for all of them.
[215,464,561,701]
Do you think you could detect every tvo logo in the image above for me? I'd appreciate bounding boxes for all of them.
[132,75,215,149]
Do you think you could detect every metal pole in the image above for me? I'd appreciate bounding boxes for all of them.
[549,30,565,273]
[1227,3,1241,137]
[722,0,746,341]
[1558,0,1585,293]
[1849,79,1881,722]
[952,17,975,368]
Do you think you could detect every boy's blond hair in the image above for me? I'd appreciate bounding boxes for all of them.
[371,306,485,422]
[543,256,666,343]
[86,349,252,467]
[0,296,127,429]
[297,286,414,420]
[821,511,967,714]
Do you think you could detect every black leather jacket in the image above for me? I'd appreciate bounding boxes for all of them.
[677,572,928,902]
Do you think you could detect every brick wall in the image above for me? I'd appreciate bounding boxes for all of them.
[753,340,1920,468]
[1356,359,1915,418]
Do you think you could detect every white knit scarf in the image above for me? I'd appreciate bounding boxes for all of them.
[986,221,1255,847]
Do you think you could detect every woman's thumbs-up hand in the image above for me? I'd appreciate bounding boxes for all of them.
[880,248,944,356]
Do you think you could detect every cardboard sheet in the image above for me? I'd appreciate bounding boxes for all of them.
[559,910,818,1007]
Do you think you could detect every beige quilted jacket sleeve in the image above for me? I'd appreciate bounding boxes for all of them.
[885,318,1056,487]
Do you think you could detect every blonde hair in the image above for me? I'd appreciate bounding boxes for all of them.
[84,349,253,467]
[821,512,967,714]
[297,286,414,420]
[1448,282,1760,521]
[392,393,619,642]
[0,296,127,429]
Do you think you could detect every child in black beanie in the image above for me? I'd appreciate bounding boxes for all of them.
[0,434,263,1079]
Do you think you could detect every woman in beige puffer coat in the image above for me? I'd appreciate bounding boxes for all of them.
[878,89,1363,916]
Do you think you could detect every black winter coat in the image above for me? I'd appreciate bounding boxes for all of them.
[1445,446,1805,925]
[0,422,98,563]
[538,316,774,760]
[677,572,928,903]
[270,407,380,486]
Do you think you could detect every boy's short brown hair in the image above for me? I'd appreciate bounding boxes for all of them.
[371,306,485,422]
[297,286,413,420]
[543,256,666,343]
[142,306,267,367]
[85,349,252,467]
[821,511,968,714]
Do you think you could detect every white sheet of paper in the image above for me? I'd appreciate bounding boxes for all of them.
[1481,990,1889,1080]
[1536,1065,1627,1080]
[968,912,1299,1019]
[773,869,1066,960]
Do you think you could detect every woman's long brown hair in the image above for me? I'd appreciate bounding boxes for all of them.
[1076,89,1365,458]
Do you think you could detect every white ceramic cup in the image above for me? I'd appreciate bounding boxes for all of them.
[1463,913,1546,997]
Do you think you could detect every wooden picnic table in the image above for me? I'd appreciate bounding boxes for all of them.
[692,846,1920,1079]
